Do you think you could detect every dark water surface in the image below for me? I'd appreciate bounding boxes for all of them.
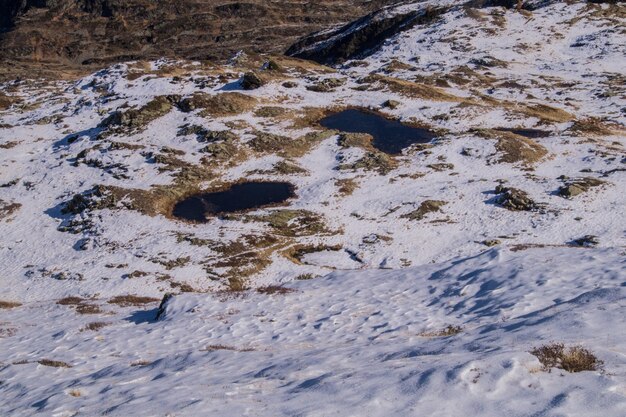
[320,108,437,154]
[172,181,295,222]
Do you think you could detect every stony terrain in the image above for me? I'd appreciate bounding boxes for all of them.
[0,0,624,415]
[0,0,392,80]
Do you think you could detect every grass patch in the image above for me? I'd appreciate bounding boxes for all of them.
[108,295,160,307]
[401,200,447,221]
[38,359,72,368]
[180,92,257,117]
[0,300,22,309]
[0,200,21,220]
[257,285,296,295]
[531,343,603,373]
[473,129,548,165]
[335,178,359,196]
[81,322,111,332]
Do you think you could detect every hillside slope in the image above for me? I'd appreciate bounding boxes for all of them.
[0,0,392,79]
[0,0,624,415]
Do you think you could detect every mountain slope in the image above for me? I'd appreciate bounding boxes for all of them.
[0,0,624,415]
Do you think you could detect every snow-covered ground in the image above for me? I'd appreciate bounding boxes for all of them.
[0,0,624,415]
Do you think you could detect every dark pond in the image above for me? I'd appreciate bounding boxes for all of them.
[495,128,551,138]
[172,181,295,222]
[319,109,437,155]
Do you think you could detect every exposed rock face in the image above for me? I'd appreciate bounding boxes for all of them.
[286,0,570,65]
[0,0,392,77]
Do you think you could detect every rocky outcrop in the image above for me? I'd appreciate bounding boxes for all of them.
[286,0,568,65]
[494,186,537,211]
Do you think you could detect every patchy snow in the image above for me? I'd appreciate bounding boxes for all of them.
[0,0,624,415]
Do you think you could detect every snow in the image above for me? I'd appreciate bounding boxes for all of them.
[0,0,625,415]
[1,247,625,416]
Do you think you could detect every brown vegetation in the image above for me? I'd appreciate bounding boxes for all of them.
[531,343,603,373]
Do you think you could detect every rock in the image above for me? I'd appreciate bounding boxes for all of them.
[558,177,606,198]
[156,293,174,321]
[265,60,282,71]
[99,96,173,131]
[427,163,454,171]
[382,99,401,109]
[241,72,265,90]
[494,186,537,211]
[572,235,599,247]
[482,239,502,247]
[401,200,447,221]
[306,78,345,92]
[282,81,298,88]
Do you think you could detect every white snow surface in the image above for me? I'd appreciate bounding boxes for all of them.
[1,247,625,416]
[0,0,625,415]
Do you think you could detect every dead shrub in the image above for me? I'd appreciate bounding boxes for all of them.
[530,343,603,373]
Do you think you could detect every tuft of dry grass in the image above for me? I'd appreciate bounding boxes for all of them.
[81,322,111,332]
[530,343,603,373]
[38,359,72,368]
[0,300,22,309]
[57,297,85,305]
[256,285,296,295]
[0,200,21,221]
[473,129,548,165]
[335,178,359,196]
[107,295,160,307]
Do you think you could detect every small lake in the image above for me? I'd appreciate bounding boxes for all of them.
[319,109,437,155]
[172,181,295,222]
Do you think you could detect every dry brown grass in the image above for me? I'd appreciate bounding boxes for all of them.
[335,178,359,196]
[364,74,461,101]
[474,129,548,165]
[517,103,574,123]
[401,200,447,221]
[257,285,296,295]
[248,130,332,158]
[75,304,102,315]
[0,141,19,149]
[38,359,72,368]
[81,322,111,332]
[0,300,22,309]
[568,118,625,137]
[108,295,160,307]
[0,200,21,221]
[531,343,603,373]
[57,296,85,305]
[283,244,343,265]
[180,92,257,117]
